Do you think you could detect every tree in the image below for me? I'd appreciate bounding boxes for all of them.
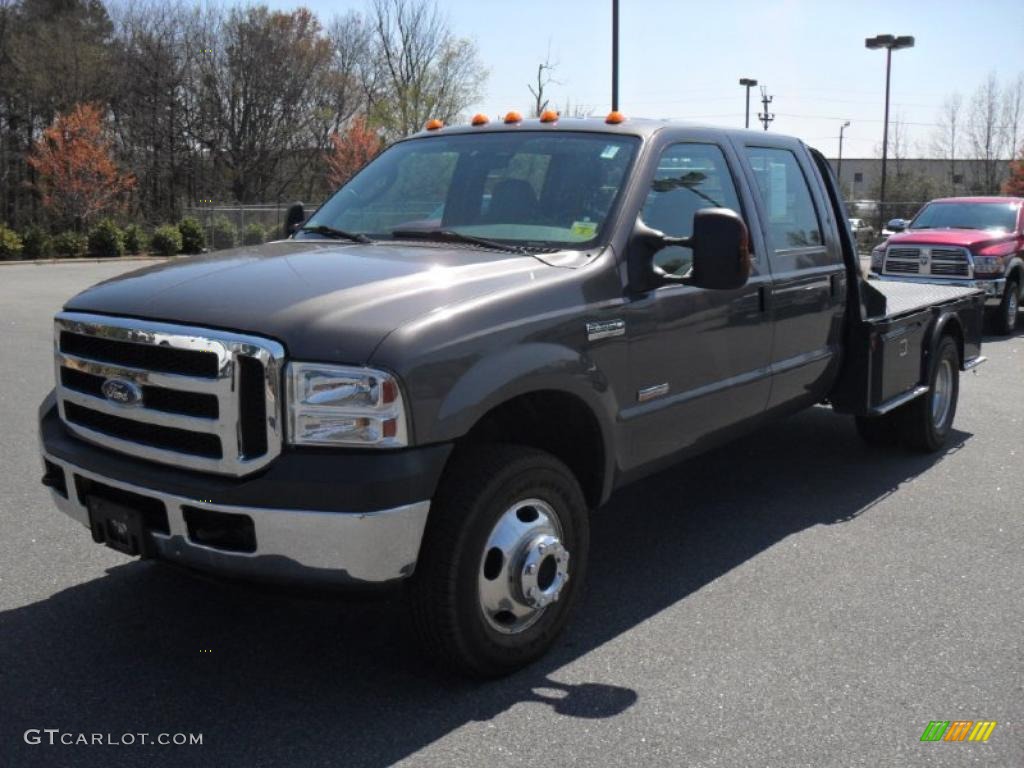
[527,50,559,117]
[1,0,116,226]
[194,6,334,203]
[326,116,380,188]
[1002,73,1024,167]
[561,98,594,118]
[1004,145,1024,196]
[967,72,1007,193]
[363,0,487,140]
[930,93,963,195]
[27,103,134,227]
[108,0,196,223]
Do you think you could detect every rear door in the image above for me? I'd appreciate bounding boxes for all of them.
[733,140,846,411]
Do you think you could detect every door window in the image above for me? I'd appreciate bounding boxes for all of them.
[641,143,742,276]
[744,147,824,255]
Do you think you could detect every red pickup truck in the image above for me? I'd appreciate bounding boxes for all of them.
[870,197,1024,334]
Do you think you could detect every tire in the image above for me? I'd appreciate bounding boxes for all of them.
[992,277,1019,336]
[854,413,899,446]
[409,445,590,678]
[894,335,960,452]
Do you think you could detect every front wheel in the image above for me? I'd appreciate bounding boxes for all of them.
[409,445,590,677]
[894,335,960,452]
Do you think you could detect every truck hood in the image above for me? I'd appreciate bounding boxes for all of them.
[64,239,564,362]
[887,228,1017,250]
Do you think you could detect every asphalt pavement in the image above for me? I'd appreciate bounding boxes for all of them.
[1,259,1020,767]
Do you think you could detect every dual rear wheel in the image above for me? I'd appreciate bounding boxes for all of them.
[855,334,960,453]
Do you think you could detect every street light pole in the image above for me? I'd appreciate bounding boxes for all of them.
[837,120,850,187]
[739,78,758,129]
[611,0,619,111]
[865,34,914,230]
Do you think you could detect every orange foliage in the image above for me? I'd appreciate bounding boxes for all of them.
[28,104,135,226]
[1004,146,1024,197]
[326,117,381,189]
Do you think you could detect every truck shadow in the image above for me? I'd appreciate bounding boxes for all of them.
[1,406,969,767]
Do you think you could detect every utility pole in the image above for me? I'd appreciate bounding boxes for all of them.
[758,86,775,131]
[611,0,619,111]
[865,34,915,230]
[739,78,758,129]
[837,121,850,187]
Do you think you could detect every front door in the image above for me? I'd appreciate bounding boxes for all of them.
[623,140,774,471]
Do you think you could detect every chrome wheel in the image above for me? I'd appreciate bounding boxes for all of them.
[1007,289,1019,330]
[931,358,954,429]
[478,498,570,635]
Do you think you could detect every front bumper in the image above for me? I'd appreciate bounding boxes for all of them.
[870,273,1006,306]
[39,399,451,586]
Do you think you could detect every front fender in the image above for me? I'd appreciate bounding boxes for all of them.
[430,342,620,500]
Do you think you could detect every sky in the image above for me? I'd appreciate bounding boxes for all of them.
[267,0,1024,159]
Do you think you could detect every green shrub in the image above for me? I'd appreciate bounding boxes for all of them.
[21,226,53,259]
[53,230,88,258]
[242,222,266,246]
[210,216,237,249]
[151,225,182,256]
[0,224,25,260]
[87,218,125,258]
[178,217,205,254]
[123,223,149,255]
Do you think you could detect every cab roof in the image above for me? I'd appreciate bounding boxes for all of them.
[410,115,791,143]
[926,196,1023,205]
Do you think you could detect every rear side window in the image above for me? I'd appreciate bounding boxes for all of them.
[744,147,823,253]
[642,143,742,276]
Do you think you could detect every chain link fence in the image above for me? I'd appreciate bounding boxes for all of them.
[181,203,324,247]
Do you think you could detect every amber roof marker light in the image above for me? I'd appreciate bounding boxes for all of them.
[605,111,626,125]
[425,119,444,131]
[503,111,523,124]
[471,113,490,126]
[539,110,559,124]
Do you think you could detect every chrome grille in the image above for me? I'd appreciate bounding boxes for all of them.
[929,247,970,276]
[883,246,972,278]
[883,247,921,275]
[54,312,285,476]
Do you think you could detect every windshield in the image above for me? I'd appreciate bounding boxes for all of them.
[910,201,1020,232]
[301,131,640,249]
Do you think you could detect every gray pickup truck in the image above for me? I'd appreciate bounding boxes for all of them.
[39,116,986,676]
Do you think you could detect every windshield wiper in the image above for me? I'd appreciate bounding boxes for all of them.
[299,225,373,244]
[391,228,533,254]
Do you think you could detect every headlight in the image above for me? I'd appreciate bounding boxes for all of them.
[285,363,408,447]
[870,246,885,271]
[973,255,1005,276]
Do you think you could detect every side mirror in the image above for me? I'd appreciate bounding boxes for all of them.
[630,208,751,292]
[284,202,306,238]
[886,218,906,232]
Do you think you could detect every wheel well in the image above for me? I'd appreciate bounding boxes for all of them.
[940,317,964,365]
[459,391,605,509]
[1009,264,1023,290]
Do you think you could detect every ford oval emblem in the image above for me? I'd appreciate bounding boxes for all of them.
[101,378,143,406]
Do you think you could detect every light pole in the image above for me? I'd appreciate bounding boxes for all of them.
[739,78,757,129]
[611,0,619,111]
[865,34,914,230]
[837,120,850,188]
